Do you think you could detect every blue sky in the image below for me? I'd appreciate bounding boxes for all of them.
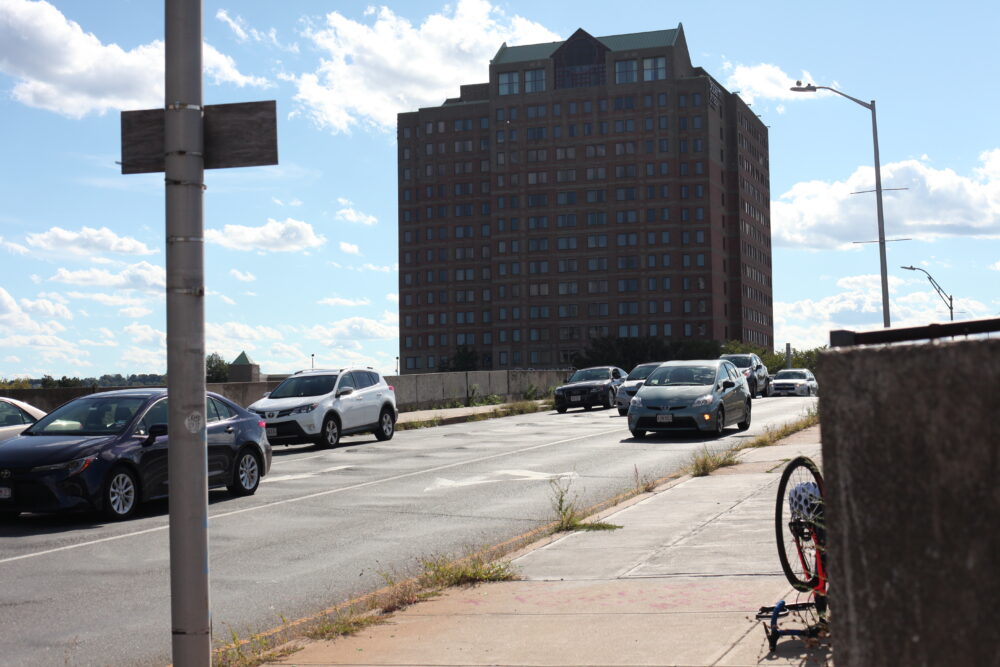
[1,0,998,379]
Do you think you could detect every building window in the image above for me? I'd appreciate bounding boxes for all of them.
[615,59,638,83]
[643,56,667,81]
[524,68,546,93]
[499,71,519,95]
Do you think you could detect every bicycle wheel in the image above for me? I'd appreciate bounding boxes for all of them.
[775,456,826,592]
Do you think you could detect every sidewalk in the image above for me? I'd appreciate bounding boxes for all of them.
[264,426,830,667]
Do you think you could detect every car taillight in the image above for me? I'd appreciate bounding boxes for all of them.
[742,369,751,376]
[387,385,395,392]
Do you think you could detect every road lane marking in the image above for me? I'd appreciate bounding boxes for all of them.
[261,465,351,483]
[0,426,624,565]
[424,469,578,492]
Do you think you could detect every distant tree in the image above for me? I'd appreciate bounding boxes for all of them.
[206,352,229,383]
[57,376,84,387]
[441,346,478,372]
[40,375,57,389]
[0,377,31,389]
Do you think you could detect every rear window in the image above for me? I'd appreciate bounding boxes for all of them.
[775,371,807,380]
[722,355,752,368]
[627,363,661,380]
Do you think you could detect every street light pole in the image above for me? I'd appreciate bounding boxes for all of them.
[791,82,891,327]
[901,265,954,321]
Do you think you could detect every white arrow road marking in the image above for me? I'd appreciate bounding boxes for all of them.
[424,469,579,492]
[262,465,350,484]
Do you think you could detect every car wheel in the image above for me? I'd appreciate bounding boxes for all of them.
[749,378,758,398]
[317,415,340,448]
[104,466,139,520]
[583,404,592,411]
[374,408,395,441]
[227,448,261,496]
[617,408,628,417]
[603,389,615,409]
[631,429,645,439]
[556,406,567,414]
[738,400,752,431]
[715,407,726,437]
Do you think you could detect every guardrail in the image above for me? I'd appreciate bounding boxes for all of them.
[830,316,1000,347]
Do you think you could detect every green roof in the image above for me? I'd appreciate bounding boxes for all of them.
[492,27,679,65]
[230,351,255,366]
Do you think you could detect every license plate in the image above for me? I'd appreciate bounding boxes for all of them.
[0,487,11,500]
[266,428,277,437]
[570,396,581,402]
[656,414,673,423]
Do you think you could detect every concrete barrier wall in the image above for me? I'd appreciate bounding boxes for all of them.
[6,370,567,414]
[818,339,999,666]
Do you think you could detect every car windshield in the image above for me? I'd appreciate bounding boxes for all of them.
[722,355,752,368]
[775,371,808,380]
[627,363,661,381]
[27,396,147,436]
[644,365,717,387]
[568,368,610,382]
[269,374,338,399]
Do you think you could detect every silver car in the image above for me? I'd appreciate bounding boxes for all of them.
[615,362,666,416]
[770,369,819,397]
[627,360,751,438]
[0,397,45,444]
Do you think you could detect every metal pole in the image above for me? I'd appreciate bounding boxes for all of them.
[165,0,210,665]
[869,100,891,328]
[785,343,791,369]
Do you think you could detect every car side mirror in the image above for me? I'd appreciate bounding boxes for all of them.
[145,423,168,446]
[336,387,354,398]
[636,381,645,389]
[722,380,735,389]
[262,391,270,398]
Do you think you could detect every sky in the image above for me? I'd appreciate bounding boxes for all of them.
[1,0,998,379]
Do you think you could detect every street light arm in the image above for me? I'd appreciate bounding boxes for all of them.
[902,265,954,316]
[790,83,872,110]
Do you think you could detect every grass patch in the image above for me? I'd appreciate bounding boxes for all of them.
[633,464,658,493]
[549,476,622,532]
[395,416,443,431]
[419,554,517,587]
[687,446,740,477]
[737,406,819,451]
[305,611,383,640]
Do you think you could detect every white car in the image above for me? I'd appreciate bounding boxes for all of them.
[769,369,819,397]
[0,397,46,444]
[249,368,397,448]
[615,362,665,416]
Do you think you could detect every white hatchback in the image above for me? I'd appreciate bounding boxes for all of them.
[249,368,397,448]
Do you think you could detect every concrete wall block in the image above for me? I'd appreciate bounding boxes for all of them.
[818,339,1000,667]
[440,372,468,403]
[466,371,494,399]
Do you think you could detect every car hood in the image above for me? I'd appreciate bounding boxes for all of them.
[637,385,715,403]
[558,380,610,390]
[0,434,116,467]
[249,395,326,412]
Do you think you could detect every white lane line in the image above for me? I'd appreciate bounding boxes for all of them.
[261,465,351,483]
[424,469,579,492]
[0,426,624,565]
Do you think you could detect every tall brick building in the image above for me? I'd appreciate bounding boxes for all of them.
[397,24,772,373]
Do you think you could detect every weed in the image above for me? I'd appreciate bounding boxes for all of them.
[470,393,504,407]
[395,416,443,431]
[687,446,740,477]
[549,476,621,532]
[419,554,517,587]
[632,464,658,493]
[736,408,819,451]
[306,610,382,640]
[524,383,539,400]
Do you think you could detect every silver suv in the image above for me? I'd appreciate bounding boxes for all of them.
[249,368,397,448]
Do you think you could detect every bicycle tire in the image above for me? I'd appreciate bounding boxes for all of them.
[775,456,826,592]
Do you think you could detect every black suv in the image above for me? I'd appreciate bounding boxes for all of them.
[719,353,770,398]
[553,366,627,413]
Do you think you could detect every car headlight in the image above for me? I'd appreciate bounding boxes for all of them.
[32,455,97,476]
[291,403,318,414]
[630,395,643,408]
[554,388,564,395]
[691,393,715,408]
[590,386,603,393]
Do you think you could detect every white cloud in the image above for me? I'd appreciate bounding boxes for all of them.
[25,225,156,256]
[19,297,73,320]
[205,321,284,359]
[284,0,560,133]
[271,196,304,207]
[119,306,152,318]
[205,218,326,252]
[722,61,819,106]
[0,287,46,334]
[773,152,1000,249]
[0,236,29,255]
[124,322,166,347]
[49,261,165,291]
[66,291,148,307]
[215,9,298,52]
[339,241,361,255]
[318,296,371,306]
[0,333,91,366]
[360,263,397,273]
[303,316,399,346]
[0,0,268,118]
[335,198,378,226]
[386,293,399,303]
[989,260,1000,271]
[229,268,256,282]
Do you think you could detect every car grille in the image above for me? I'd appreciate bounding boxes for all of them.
[254,408,296,418]
[772,383,797,391]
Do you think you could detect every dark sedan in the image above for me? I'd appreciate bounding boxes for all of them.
[553,366,627,413]
[0,389,271,521]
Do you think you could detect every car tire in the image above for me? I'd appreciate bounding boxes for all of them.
[738,400,752,431]
[103,466,139,521]
[617,408,628,417]
[631,429,645,439]
[556,406,567,414]
[317,415,340,448]
[603,389,615,409]
[583,404,592,411]
[374,408,395,441]
[749,378,758,398]
[715,407,726,437]
[227,448,261,496]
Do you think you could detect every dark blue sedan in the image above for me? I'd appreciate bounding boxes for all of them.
[0,388,272,521]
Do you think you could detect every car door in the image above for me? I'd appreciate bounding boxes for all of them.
[206,397,237,483]
[721,363,744,419]
[134,398,171,499]
[335,372,363,430]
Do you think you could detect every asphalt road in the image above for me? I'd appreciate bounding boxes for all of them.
[0,397,817,666]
